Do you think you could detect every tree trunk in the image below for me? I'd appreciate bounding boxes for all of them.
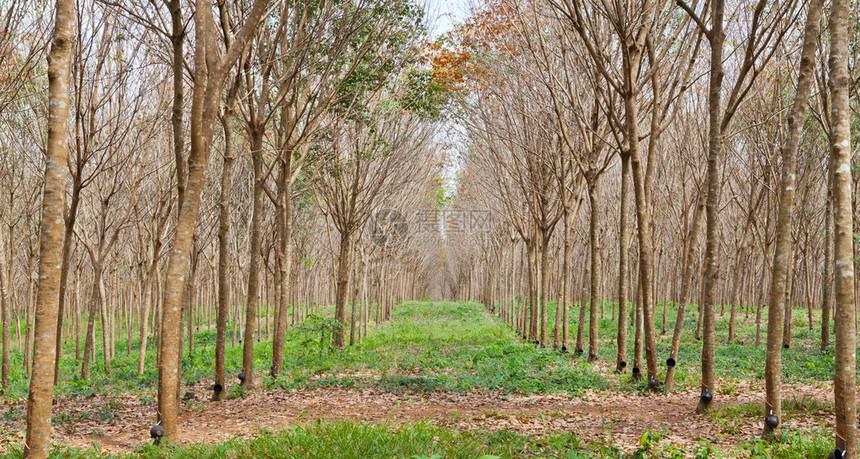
[822,160,833,350]
[538,232,550,348]
[241,133,265,388]
[575,267,587,355]
[214,116,234,398]
[561,246,570,350]
[361,259,369,342]
[157,0,268,437]
[633,276,643,378]
[81,268,102,380]
[137,259,158,375]
[623,81,658,387]
[553,240,562,348]
[828,0,857,453]
[350,256,359,346]
[272,176,293,376]
[586,177,600,361]
[782,248,795,349]
[727,246,746,343]
[24,0,74,454]
[559,201,577,351]
[98,272,111,373]
[333,231,352,348]
[762,0,822,435]
[525,239,538,342]
[74,269,80,360]
[0,238,10,388]
[616,154,630,372]
[697,0,726,413]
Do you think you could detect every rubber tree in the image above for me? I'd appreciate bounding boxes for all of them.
[555,0,699,384]
[316,109,431,348]
[828,0,857,454]
[234,1,296,388]
[213,96,238,400]
[24,0,75,456]
[677,0,799,412]
[156,0,268,442]
[762,0,823,438]
[268,0,396,376]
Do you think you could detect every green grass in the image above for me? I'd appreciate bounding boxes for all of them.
[133,421,585,459]
[2,298,846,401]
[0,300,844,458]
[2,308,288,400]
[738,429,833,458]
[0,421,587,458]
[0,419,831,458]
[522,299,851,392]
[0,420,830,458]
[709,395,833,438]
[0,420,731,458]
[276,301,606,395]
[0,301,606,402]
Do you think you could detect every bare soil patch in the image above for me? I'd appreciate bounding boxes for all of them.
[0,381,831,455]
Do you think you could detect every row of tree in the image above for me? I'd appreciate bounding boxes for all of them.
[18,0,449,456]
[443,0,856,455]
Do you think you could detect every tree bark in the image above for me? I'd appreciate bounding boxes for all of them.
[241,131,265,389]
[616,154,630,372]
[781,247,795,349]
[168,0,185,210]
[697,0,725,413]
[214,115,234,399]
[828,0,857,454]
[157,0,268,441]
[0,236,10,388]
[538,231,550,348]
[525,239,538,342]
[553,236,563,348]
[80,267,102,380]
[633,275,643,377]
[333,231,352,348]
[575,267,587,355]
[822,157,833,350]
[627,106,658,388]
[586,176,600,362]
[762,0,822,436]
[272,161,293,376]
[350,253,360,346]
[24,0,74,455]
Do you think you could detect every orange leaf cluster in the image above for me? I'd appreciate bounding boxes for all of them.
[429,45,472,91]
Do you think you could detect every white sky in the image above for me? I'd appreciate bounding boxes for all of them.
[425,0,470,36]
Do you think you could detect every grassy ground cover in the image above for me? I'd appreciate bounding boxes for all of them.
[0,300,847,457]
